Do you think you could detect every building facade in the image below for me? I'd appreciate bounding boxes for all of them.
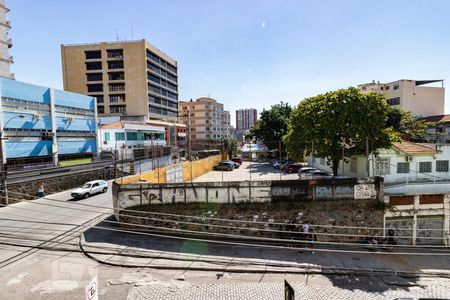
[236,108,257,131]
[309,141,450,186]
[178,97,231,147]
[61,39,178,121]
[358,79,445,117]
[99,121,166,150]
[0,77,98,166]
[0,0,13,79]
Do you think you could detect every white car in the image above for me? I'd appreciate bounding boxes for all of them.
[71,180,108,199]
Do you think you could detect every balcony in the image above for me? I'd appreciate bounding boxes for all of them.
[7,38,12,48]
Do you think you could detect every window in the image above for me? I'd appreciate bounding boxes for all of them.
[386,86,390,90]
[110,105,126,114]
[419,161,432,173]
[85,50,101,59]
[106,49,123,59]
[110,94,125,103]
[320,158,325,164]
[108,72,125,81]
[109,83,125,92]
[386,97,400,106]
[374,158,390,175]
[97,105,104,114]
[148,74,160,84]
[104,132,110,141]
[87,84,103,93]
[108,61,124,69]
[94,95,104,103]
[393,84,400,90]
[350,158,358,173]
[436,160,449,172]
[86,62,102,70]
[86,73,102,81]
[115,132,125,141]
[397,162,410,174]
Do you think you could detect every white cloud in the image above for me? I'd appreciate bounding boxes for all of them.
[261,21,266,28]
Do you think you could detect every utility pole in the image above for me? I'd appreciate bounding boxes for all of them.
[366,137,370,177]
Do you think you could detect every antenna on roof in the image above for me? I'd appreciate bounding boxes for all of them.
[116,28,119,41]
[131,25,134,40]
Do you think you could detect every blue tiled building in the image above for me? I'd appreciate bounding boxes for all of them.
[0,77,98,166]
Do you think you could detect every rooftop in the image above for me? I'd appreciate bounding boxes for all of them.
[393,141,436,155]
[418,114,450,123]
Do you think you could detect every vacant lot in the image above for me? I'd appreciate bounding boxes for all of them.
[193,161,299,182]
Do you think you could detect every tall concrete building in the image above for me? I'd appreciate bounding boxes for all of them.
[236,108,257,131]
[358,79,445,117]
[61,39,178,121]
[0,0,13,79]
[178,97,231,146]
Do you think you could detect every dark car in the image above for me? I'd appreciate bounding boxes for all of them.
[285,163,303,173]
[213,161,235,171]
[303,169,332,179]
[231,157,243,165]
[279,160,295,170]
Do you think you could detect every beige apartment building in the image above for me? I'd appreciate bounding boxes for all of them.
[358,79,445,117]
[61,39,178,121]
[178,97,232,145]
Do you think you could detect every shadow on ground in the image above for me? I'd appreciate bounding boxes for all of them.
[82,220,450,294]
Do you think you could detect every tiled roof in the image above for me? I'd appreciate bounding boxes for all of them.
[100,121,150,129]
[393,141,436,155]
[418,114,450,123]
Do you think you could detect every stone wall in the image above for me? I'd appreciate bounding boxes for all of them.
[6,168,113,203]
[118,199,384,243]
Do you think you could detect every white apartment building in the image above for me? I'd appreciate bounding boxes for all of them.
[0,0,13,79]
[358,79,445,117]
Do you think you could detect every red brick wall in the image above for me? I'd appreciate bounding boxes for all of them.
[389,195,414,205]
[419,194,444,205]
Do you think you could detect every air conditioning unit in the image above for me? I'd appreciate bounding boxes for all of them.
[406,156,414,162]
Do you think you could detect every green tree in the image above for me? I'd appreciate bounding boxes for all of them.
[249,102,292,149]
[223,137,238,159]
[386,107,435,141]
[284,87,395,175]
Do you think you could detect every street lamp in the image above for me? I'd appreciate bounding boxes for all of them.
[1,114,25,206]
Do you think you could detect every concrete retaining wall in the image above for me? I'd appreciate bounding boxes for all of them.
[113,177,384,215]
[384,194,450,245]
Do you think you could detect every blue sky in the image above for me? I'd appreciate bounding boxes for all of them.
[8,0,450,125]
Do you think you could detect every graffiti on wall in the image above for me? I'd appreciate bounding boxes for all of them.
[354,184,376,199]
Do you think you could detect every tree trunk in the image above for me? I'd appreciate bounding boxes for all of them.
[332,160,339,176]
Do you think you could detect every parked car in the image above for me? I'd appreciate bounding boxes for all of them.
[272,159,286,169]
[223,160,240,168]
[303,169,333,179]
[298,167,317,178]
[213,161,235,171]
[231,157,243,165]
[71,180,108,199]
[285,163,304,173]
[279,160,295,170]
